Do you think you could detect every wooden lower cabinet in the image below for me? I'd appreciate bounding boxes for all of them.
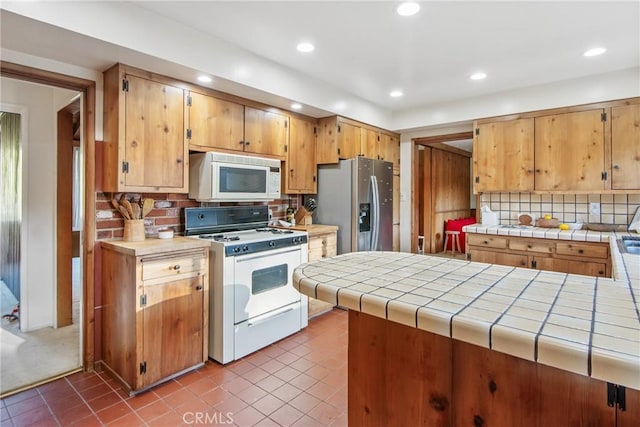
[307,227,338,318]
[101,241,209,394]
[348,311,638,426]
[467,233,611,277]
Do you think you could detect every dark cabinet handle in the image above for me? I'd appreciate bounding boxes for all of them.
[196,285,203,291]
[245,141,251,146]
[239,140,244,145]
[578,249,584,254]
[173,264,181,271]
[483,241,488,245]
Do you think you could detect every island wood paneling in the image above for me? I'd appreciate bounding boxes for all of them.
[348,311,452,426]
[348,312,637,426]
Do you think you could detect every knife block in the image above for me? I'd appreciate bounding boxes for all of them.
[294,207,313,225]
[123,219,145,242]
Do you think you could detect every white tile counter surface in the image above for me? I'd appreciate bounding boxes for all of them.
[292,229,640,390]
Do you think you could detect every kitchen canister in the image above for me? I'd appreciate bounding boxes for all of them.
[123,219,145,242]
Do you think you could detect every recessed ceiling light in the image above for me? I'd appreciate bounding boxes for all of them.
[296,42,315,53]
[390,90,403,98]
[291,103,302,110]
[470,72,487,80]
[197,75,212,83]
[583,47,606,57]
[396,2,420,16]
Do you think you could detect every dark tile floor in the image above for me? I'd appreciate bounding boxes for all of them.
[0,309,348,427]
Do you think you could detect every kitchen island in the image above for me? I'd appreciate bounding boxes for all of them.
[292,245,640,426]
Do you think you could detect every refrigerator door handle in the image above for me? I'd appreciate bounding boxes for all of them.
[370,175,380,250]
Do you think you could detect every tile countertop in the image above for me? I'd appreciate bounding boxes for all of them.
[293,244,640,390]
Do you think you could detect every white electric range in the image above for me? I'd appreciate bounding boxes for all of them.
[185,206,308,364]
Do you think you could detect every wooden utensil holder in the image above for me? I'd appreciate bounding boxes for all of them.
[124,219,145,241]
[294,207,313,225]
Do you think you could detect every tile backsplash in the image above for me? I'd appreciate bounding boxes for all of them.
[480,193,640,225]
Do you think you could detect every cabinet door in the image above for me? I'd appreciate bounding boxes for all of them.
[337,122,360,159]
[469,249,528,268]
[187,92,244,152]
[316,116,339,164]
[360,128,378,158]
[285,116,317,194]
[124,75,186,190]
[474,119,534,192]
[534,109,606,191]
[244,107,288,157]
[550,259,607,277]
[142,275,204,387]
[611,104,640,190]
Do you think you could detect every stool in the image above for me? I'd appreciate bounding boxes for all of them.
[444,230,461,255]
[417,235,425,254]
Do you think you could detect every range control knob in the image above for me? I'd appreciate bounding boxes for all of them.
[242,245,249,252]
[269,241,276,247]
[233,247,241,253]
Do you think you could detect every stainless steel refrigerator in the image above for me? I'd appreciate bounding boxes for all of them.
[312,157,393,254]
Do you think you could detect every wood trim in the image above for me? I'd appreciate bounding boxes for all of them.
[411,143,420,253]
[336,116,401,138]
[414,131,474,145]
[56,108,74,327]
[1,60,97,371]
[474,96,640,124]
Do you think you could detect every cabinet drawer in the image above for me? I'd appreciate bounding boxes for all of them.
[142,253,207,281]
[556,242,608,259]
[509,239,554,254]
[467,234,508,249]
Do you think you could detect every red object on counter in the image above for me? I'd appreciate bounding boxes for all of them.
[444,217,476,253]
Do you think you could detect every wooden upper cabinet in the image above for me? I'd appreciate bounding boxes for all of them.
[187,91,244,152]
[360,128,379,158]
[285,115,317,194]
[243,107,288,157]
[473,119,534,193]
[315,115,399,166]
[103,65,188,193]
[534,109,606,191]
[380,133,400,170]
[338,121,360,160]
[316,117,339,164]
[611,103,640,190]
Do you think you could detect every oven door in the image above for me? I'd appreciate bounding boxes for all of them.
[233,246,302,323]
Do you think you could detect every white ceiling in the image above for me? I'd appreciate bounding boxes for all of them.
[1,0,639,138]
[131,0,639,110]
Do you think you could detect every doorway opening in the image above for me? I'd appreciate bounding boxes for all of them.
[0,63,96,397]
[411,132,475,255]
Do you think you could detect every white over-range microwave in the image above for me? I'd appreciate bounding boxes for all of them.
[189,152,282,202]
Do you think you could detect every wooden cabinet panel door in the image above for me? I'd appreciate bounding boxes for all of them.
[316,117,338,164]
[470,250,528,268]
[286,116,317,193]
[551,259,607,277]
[474,119,534,192]
[534,109,606,191]
[142,275,204,387]
[611,104,640,190]
[337,122,359,159]
[124,75,186,189]
[244,107,288,157]
[360,128,378,158]
[187,92,244,152]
